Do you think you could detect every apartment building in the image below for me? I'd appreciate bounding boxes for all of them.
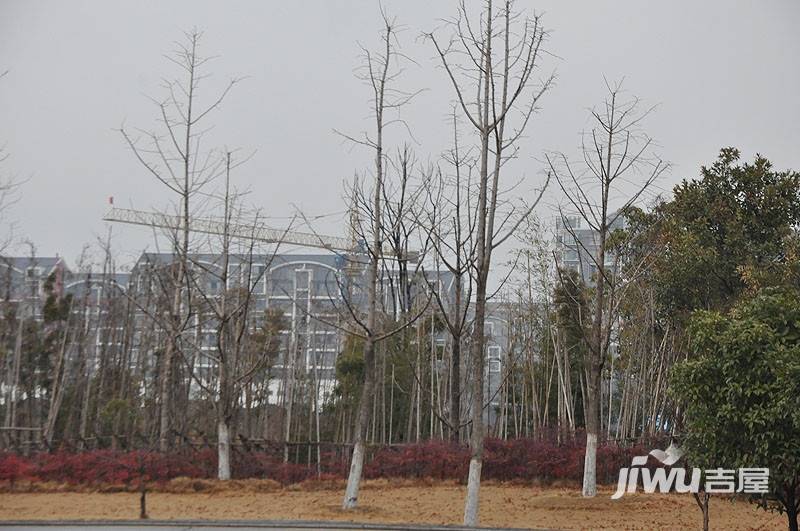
[554,212,625,284]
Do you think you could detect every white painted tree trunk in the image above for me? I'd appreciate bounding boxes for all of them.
[218,419,231,480]
[463,457,482,526]
[342,440,365,509]
[582,431,597,497]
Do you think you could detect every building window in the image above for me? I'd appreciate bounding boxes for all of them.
[487,345,501,360]
[489,360,501,373]
[295,269,310,291]
[435,343,446,362]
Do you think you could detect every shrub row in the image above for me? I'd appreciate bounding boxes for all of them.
[0,438,648,487]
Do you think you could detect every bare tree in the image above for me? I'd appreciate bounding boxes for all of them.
[506,214,561,440]
[428,0,552,524]
[183,152,284,479]
[337,14,428,510]
[422,109,477,442]
[0,167,20,255]
[375,146,432,445]
[337,14,391,501]
[0,70,21,254]
[119,29,239,451]
[546,80,667,497]
[41,256,83,447]
[2,242,39,448]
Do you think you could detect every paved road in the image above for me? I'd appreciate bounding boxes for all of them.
[0,520,544,531]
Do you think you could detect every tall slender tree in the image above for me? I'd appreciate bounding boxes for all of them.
[120,30,239,451]
[337,13,428,510]
[546,80,667,497]
[429,1,552,524]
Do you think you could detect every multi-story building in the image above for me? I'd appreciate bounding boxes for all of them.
[62,270,131,373]
[484,301,511,425]
[1,249,517,434]
[554,213,625,283]
[126,252,458,404]
[126,252,348,400]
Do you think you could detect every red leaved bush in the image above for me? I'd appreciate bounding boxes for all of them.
[18,450,206,485]
[0,438,648,487]
[0,452,30,486]
[482,438,647,484]
[365,440,469,480]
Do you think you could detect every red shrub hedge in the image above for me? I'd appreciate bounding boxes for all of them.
[365,440,469,480]
[19,450,207,486]
[0,452,30,486]
[0,438,648,487]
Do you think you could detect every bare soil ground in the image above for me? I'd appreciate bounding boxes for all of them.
[0,479,787,530]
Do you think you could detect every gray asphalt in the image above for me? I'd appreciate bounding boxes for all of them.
[0,520,544,531]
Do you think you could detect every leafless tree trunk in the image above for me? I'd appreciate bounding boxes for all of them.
[338,14,427,510]
[120,29,238,451]
[423,110,477,443]
[182,152,283,479]
[693,491,710,531]
[547,80,667,497]
[4,244,38,447]
[42,295,75,446]
[429,1,551,524]
[340,20,390,508]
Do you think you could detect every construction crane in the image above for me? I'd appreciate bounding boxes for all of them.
[102,205,419,263]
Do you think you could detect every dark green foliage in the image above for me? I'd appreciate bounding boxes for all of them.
[671,288,800,528]
[652,148,800,316]
[42,272,72,323]
[333,334,366,406]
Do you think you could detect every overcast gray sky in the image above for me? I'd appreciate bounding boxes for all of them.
[1,0,798,269]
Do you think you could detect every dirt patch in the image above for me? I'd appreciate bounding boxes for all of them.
[0,482,787,530]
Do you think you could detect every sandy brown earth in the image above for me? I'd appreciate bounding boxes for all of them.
[0,480,787,530]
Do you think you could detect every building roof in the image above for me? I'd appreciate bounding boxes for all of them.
[0,255,69,275]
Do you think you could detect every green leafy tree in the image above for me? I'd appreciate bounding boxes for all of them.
[653,148,800,316]
[333,334,366,410]
[672,288,800,531]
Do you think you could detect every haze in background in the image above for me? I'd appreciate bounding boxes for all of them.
[1,0,798,269]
